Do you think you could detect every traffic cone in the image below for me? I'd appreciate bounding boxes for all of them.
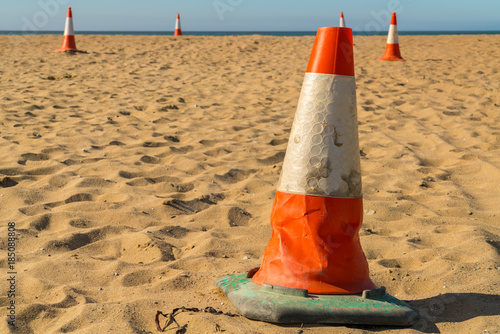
[174,13,182,36]
[378,12,404,61]
[252,26,373,295]
[53,7,84,53]
[340,11,346,27]
[215,26,419,326]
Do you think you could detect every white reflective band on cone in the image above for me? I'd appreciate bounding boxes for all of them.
[387,24,399,44]
[175,20,181,30]
[277,73,362,198]
[64,18,74,36]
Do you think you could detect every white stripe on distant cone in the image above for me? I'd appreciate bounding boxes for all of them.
[175,16,181,31]
[387,22,399,44]
[64,15,74,36]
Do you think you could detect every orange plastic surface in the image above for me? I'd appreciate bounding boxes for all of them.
[390,12,397,25]
[253,191,375,295]
[378,43,404,61]
[67,7,72,18]
[53,35,83,53]
[306,27,354,76]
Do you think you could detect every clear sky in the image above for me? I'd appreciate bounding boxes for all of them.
[1,0,499,32]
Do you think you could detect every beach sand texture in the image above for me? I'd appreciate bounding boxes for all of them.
[1,34,499,333]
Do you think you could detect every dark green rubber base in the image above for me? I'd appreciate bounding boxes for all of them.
[214,270,419,326]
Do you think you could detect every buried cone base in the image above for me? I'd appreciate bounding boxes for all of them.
[378,55,405,61]
[53,35,85,53]
[53,48,86,53]
[214,271,419,326]
[378,43,404,61]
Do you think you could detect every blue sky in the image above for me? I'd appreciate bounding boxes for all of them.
[1,0,499,32]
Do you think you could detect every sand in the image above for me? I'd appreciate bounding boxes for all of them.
[0,33,499,334]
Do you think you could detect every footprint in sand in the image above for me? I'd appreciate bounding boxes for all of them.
[69,218,98,229]
[214,169,255,184]
[228,207,252,227]
[0,177,18,188]
[162,194,224,215]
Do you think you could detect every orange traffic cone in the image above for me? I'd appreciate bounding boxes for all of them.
[378,12,404,61]
[174,13,182,36]
[53,7,84,53]
[251,26,374,295]
[215,25,419,326]
[340,11,346,27]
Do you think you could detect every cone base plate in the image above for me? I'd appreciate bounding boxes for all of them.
[214,272,419,326]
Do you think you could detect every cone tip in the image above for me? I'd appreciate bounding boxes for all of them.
[67,7,72,18]
[177,13,180,19]
[391,12,397,25]
[340,11,344,18]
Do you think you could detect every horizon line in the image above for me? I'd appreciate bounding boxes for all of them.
[1,29,500,33]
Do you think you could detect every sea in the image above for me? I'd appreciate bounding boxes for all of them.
[1,30,499,36]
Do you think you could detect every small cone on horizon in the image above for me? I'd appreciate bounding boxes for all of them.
[53,7,85,53]
[378,12,405,61]
[174,13,182,36]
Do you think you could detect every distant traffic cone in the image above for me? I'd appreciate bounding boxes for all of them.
[174,13,182,36]
[340,11,346,27]
[378,12,404,61]
[215,26,419,326]
[53,7,84,53]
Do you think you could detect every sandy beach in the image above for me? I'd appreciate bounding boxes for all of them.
[1,33,499,333]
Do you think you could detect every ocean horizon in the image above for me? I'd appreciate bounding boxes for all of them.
[1,30,499,36]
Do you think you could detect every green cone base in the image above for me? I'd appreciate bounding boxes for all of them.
[214,272,419,326]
